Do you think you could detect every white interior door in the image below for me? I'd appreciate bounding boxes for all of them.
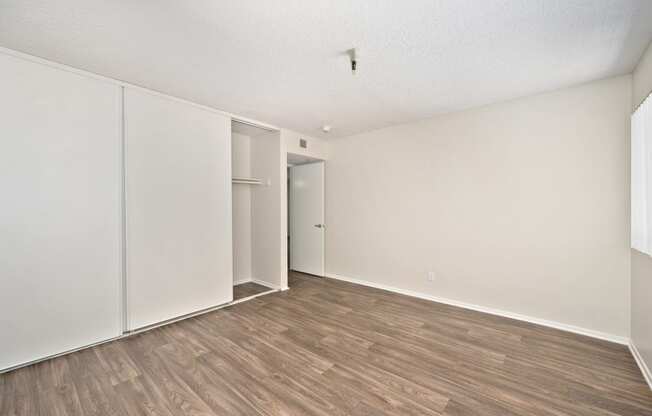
[125,88,233,330]
[0,53,122,370]
[290,162,325,276]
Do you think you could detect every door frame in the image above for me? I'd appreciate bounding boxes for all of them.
[288,160,325,277]
[284,152,326,284]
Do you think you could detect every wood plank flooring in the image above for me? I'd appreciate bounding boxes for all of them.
[1,271,651,415]
[233,281,272,301]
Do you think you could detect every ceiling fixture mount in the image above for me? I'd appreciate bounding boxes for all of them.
[322,124,332,133]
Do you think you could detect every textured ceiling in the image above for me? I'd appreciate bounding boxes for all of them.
[1,0,651,138]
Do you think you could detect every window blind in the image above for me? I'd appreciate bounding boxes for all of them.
[632,93,652,254]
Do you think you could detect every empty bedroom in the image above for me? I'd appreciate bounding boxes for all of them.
[2,1,652,415]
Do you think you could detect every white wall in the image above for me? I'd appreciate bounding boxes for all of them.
[325,75,632,340]
[631,40,652,382]
[232,132,253,284]
[251,131,284,289]
[283,129,330,160]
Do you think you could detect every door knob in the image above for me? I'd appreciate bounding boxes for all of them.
[314,224,324,228]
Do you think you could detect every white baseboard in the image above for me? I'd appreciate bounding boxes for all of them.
[252,278,281,290]
[236,277,280,290]
[233,277,252,285]
[629,341,652,390]
[324,272,629,345]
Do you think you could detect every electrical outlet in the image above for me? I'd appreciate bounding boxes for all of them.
[427,271,435,282]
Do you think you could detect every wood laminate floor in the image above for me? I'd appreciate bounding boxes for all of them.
[2,271,651,415]
[233,281,272,301]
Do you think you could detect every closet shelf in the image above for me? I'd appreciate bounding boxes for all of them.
[232,177,263,185]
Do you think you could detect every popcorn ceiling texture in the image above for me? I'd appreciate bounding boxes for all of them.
[0,0,651,138]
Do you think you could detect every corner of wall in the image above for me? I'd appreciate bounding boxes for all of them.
[629,38,652,390]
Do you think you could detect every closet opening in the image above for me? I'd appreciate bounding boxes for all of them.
[287,152,325,287]
[231,120,281,301]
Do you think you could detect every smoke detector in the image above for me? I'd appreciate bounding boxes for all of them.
[322,125,332,133]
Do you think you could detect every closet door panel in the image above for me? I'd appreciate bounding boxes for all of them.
[125,89,232,330]
[0,53,122,370]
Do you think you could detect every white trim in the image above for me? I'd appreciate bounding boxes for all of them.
[631,247,652,258]
[325,272,629,345]
[233,277,253,286]
[252,279,282,290]
[0,46,281,132]
[119,86,128,334]
[629,341,652,390]
[230,289,278,305]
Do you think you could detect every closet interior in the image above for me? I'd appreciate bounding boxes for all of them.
[231,120,280,300]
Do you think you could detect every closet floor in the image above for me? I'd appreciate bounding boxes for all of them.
[1,271,651,416]
[233,281,272,301]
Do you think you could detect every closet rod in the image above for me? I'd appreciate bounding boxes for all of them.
[232,177,263,185]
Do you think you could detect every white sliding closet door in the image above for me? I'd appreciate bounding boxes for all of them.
[0,53,122,370]
[124,88,233,330]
